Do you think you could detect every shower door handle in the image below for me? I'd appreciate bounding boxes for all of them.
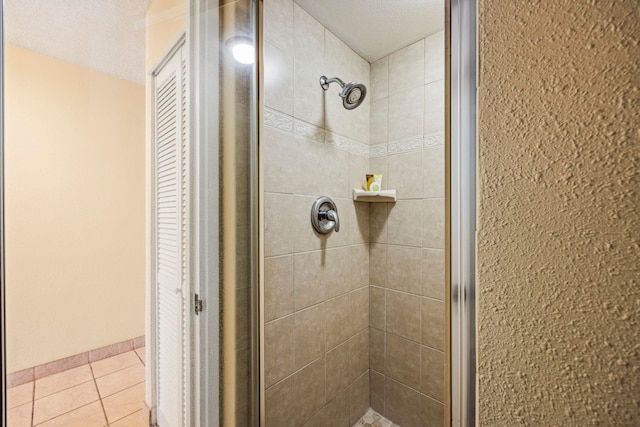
[311,196,340,234]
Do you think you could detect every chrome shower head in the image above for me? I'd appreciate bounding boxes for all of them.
[320,75,367,110]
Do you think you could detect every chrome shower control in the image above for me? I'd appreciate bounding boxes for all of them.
[310,196,340,234]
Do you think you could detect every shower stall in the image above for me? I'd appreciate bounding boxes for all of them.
[256,0,457,425]
[263,17,441,427]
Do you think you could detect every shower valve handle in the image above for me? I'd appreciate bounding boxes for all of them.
[318,209,340,232]
[310,196,340,234]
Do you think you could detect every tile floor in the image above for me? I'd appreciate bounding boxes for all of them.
[7,347,147,427]
[9,353,394,427]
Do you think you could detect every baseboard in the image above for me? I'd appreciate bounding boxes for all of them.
[7,335,145,388]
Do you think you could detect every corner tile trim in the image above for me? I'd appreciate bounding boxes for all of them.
[7,335,145,388]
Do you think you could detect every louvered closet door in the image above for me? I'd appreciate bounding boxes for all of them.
[154,42,189,427]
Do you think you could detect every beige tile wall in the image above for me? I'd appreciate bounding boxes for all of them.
[264,1,445,425]
[263,1,371,425]
[368,30,446,427]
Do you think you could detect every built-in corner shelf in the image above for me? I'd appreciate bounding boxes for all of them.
[352,189,397,203]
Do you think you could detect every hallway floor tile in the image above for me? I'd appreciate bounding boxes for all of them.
[7,349,147,427]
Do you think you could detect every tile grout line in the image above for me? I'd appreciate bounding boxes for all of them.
[99,378,146,400]
[265,324,370,392]
[94,357,144,379]
[102,382,147,426]
[30,378,35,427]
[15,353,145,426]
[371,366,445,406]
[89,361,111,426]
[33,378,95,402]
[31,400,103,427]
[383,275,388,416]
[265,283,370,326]
[370,325,445,353]
[32,355,141,401]
[133,347,145,365]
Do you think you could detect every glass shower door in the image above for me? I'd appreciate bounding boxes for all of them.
[189,0,260,425]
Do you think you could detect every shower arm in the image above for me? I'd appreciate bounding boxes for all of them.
[319,76,345,90]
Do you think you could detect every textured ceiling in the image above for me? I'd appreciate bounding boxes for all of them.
[5,0,150,85]
[5,0,443,83]
[294,0,444,63]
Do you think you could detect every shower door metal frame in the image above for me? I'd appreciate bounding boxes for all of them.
[189,1,222,426]
[0,1,6,426]
[449,0,477,426]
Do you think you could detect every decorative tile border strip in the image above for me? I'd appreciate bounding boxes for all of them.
[7,335,145,388]
[371,133,444,157]
[349,139,370,157]
[264,108,445,157]
[264,107,293,133]
[388,136,424,154]
[264,108,370,157]
[294,118,324,144]
[424,132,445,147]
[370,143,388,158]
[324,131,350,151]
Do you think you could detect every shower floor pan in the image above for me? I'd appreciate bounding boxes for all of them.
[353,408,398,427]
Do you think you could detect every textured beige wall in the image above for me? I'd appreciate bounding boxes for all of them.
[5,45,146,371]
[477,1,639,424]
